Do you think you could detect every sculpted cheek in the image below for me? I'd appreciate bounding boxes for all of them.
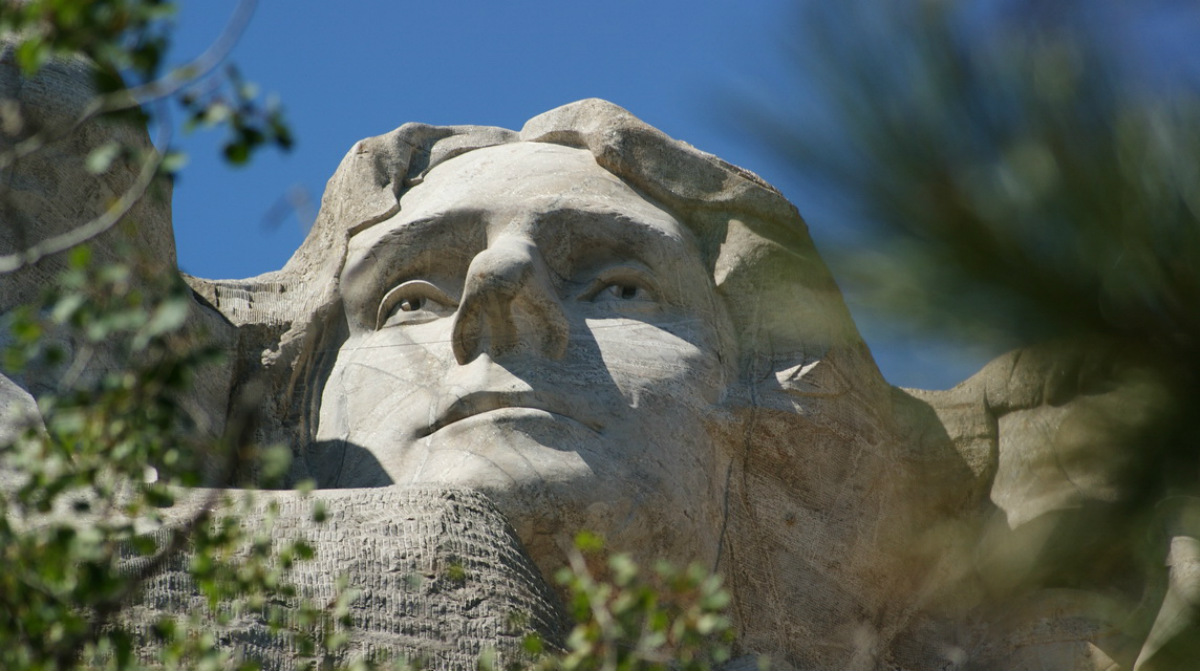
[588,319,725,407]
[320,332,450,441]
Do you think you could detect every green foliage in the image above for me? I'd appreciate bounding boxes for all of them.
[506,533,740,671]
[772,0,1200,471]
[765,2,1200,664]
[180,64,292,166]
[1,0,292,178]
[764,0,1200,513]
[0,251,376,671]
[1,2,310,662]
[1,0,176,84]
[772,1,1200,352]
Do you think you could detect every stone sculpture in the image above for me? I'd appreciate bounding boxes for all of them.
[186,98,969,668]
[3,45,1196,670]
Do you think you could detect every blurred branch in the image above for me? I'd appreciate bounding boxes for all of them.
[762,1,1200,354]
[752,1,1200,663]
[0,111,169,273]
[0,0,257,173]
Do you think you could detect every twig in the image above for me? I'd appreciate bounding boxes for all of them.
[0,0,257,173]
[0,108,170,273]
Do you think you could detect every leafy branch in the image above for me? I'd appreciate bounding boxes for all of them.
[0,0,292,271]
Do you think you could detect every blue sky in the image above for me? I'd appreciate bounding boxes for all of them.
[160,1,1197,390]
[167,1,798,279]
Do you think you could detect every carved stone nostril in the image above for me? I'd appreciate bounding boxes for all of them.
[450,304,479,365]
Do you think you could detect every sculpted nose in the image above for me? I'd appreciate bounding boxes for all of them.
[451,237,569,364]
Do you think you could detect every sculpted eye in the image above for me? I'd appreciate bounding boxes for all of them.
[605,284,643,300]
[396,297,426,311]
[376,280,458,329]
[579,266,657,304]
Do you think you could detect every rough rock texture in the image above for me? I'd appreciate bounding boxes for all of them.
[0,40,174,309]
[913,341,1195,671]
[123,488,565,671]
[0,39,236,444]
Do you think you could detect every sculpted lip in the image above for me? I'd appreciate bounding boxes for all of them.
[418,391,602,437]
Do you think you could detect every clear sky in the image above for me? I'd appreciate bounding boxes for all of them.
[160,0,1197,391]
[167,1,801,279]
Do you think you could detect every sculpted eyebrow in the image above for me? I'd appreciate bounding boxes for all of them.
[341,211,482,329]
[356,210,482,260]
[532,207,682,265]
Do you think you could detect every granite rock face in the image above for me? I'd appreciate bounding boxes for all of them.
[0,41,175,309]
[124,488,564,671]
[2,48,1194,670]
[0,38,236,447]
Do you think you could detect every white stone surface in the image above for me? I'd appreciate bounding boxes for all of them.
[314,142,731,574]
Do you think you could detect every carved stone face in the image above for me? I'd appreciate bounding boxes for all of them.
[315,142,733,564]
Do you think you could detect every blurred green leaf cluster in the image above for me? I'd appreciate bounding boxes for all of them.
[0,249,373,671]
[1,0,292,175]
[0,4,369,668]
[3,246,217,500]
[763,2,1200,666]
[1,0,176,83]
[775,1,1200,353]
[501,533,743,671]
[179,64,291,166]
[767,0,1200,535]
